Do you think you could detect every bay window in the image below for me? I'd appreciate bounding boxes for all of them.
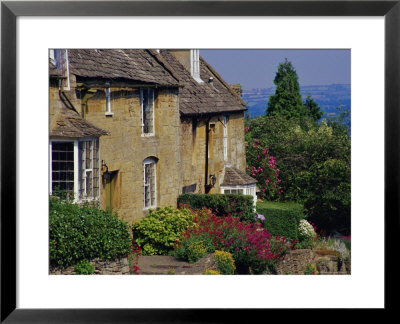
[221,184,257,206]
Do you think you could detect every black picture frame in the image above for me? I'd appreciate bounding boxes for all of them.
[1,0,398,322]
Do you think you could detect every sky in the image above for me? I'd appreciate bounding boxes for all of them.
[200,49,351,90]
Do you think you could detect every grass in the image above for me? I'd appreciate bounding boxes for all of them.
[256,201,303,211]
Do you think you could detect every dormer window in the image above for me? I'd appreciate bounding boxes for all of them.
[190,49,203,83]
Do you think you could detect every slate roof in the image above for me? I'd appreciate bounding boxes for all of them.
[159,50,246,116]
[221,166,257,186]
[50,107,109,138]
[49,59,62,77]
[68,49,179,86]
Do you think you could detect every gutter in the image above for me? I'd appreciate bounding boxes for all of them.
[180,108,248,119]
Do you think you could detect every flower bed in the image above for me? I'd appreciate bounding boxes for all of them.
[173,207,289,274]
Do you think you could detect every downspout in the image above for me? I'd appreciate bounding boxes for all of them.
[59,78,77,113]
[205,118,210,193]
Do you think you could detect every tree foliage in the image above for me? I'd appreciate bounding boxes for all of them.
[266,59,322,122]
[304,94,323,121]
[245,114,351,235]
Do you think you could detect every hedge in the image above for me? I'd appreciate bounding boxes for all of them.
[256,201,305,241]
[177,193,255,223]
[49,197,132,268]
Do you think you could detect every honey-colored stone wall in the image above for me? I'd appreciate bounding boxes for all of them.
[180,112,246,195]
[50,75,248,225]
[83,86,181,223]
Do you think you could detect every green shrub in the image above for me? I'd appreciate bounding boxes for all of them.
[75,259,95,275]
[256,201,304,241]
[204,269,220,275]
[132,206,194,255]
[186,241,208,263]
[304,263,319,275]
[49,197,132,268]
[178,193,255,223]
[214,250,236,275]
[172,234,215,263]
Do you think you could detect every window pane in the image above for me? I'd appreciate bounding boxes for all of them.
[85,141,92,169]
[51,142,74,196]
[142,89,154,134]
[93,142,99,198]
[78,142,85,199]
[86,171,92,197]
[143,160,156,208]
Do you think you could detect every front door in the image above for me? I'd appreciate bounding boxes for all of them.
[105,170,118,212]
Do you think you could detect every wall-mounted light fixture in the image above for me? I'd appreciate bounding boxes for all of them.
[209,174,216,186]
[101,160,110,183]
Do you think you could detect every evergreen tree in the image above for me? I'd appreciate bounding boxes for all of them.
[304,94,323,121]
[267,58,307,118]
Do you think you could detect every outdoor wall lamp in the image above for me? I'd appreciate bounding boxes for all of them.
[101,160,110,183]
[209,174,217,186]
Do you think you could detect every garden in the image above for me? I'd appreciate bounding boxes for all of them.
[49,194,351,275]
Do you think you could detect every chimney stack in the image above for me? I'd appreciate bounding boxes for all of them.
[230,84,242,98]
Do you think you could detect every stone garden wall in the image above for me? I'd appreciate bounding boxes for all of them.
[50,257,130,275]
[276,249,349,275]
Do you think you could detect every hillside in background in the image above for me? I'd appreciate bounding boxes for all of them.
[242,84,351,119]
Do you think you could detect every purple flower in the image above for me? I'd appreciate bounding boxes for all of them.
[255,213,266,222]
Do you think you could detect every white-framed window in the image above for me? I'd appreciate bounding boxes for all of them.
[223,115,228,161]
[143,157,157,209]
[140,88,155,135]
[105,86,113,116]
[50,138,100,201]
[78,139,100,200]
[223,188,244,195]
[221,184,257,206]
[190,49,203,83]
[50,141,75,196]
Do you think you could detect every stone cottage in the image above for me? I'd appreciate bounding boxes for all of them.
[159,50,257,203]
[49,49,256,223]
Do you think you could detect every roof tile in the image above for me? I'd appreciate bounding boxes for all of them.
[68,49,179,86]
[221,166,257,186]
[159,50,246,116]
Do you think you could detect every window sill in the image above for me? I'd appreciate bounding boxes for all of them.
[75,197,100,204]
[105,112,114,117]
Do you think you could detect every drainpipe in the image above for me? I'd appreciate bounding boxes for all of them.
[205,118,210,193]
[58,78,77,112]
